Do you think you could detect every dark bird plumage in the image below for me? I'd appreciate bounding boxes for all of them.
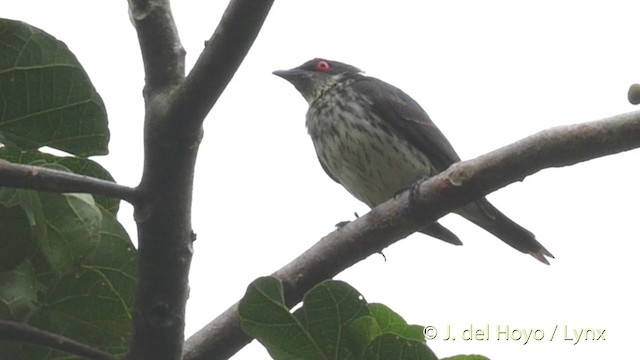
[273,58,553,264]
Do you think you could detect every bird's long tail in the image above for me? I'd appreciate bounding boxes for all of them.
[457,198,554,264]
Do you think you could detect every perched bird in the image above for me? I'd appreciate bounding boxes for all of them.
[273,58,553,264]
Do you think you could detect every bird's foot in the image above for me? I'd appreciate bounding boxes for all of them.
[408,175,431,204]
[393,186,410,200]
[335,212,360,229]
[395,175,432,204]
[335,220,350,229]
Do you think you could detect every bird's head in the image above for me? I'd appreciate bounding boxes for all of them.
[273,58,362,104]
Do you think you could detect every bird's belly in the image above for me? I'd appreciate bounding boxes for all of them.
[311,114,437,207]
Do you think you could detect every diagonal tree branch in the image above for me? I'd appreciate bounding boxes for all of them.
[167,0,274,134]
[0,320,117,360]
[183,110,640,360]
[0,161,139,204]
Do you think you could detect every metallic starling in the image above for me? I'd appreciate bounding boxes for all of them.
[273,58,553,264]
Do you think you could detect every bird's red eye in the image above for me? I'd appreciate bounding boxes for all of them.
[315,60,330,72]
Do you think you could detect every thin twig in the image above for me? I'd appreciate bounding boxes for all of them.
[183,110,640,360]
[0,320,117,360]
[0,161,139,204]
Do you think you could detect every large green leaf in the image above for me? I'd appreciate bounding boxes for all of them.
[299,280,369,359]
[344,316,382,358]
[28,191,103,276]
[239,276,326,360]
[0,186,134,356]
[0,187,105,277]
[0,260,38,321]
[369,303,425,342]
[0,204,31,271]
[0,19,109,156]
[346,303,431,359]
[0,205,137,359]
[0,18,132,360]
[240,278,443,360]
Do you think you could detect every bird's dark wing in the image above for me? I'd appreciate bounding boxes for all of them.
[352,78,502,218]
[351,77,461,170]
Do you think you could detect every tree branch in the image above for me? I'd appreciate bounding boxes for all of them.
[125,1,273,360]
[183,110,640,360]
[0,161,139,204]
[0,320,116,360]
[128,0,185,97]
[167,0,274,134]
[126,1,191,359]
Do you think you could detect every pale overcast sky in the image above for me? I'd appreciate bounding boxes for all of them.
[5,1,640,359]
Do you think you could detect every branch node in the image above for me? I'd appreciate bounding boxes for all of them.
[447,162,469,186]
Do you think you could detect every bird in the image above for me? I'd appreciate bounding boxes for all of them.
[273,58,553,264]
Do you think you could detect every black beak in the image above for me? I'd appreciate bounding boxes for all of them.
[273,68,312,101]
[272,68,306,82]
[272,69,291,78]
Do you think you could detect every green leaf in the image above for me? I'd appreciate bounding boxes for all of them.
[240,278,371,360]
[363,333,438,360]
[0,205,32,271]
[0,206,137,359]
[301,280,369,359]
[0,18,133,360]
[0,179,20,206]
[239,276,326,360]
[369,303,425,342]
[0,260,39,320]
[240,279,486,360]
[0,19,109,156]
[21,191,103,277]
[344,315,381,358]
[441,356,491,360]
[348,304,435,359]
[0,147,119,215]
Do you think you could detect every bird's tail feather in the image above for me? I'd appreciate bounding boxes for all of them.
[457,198,554,264]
